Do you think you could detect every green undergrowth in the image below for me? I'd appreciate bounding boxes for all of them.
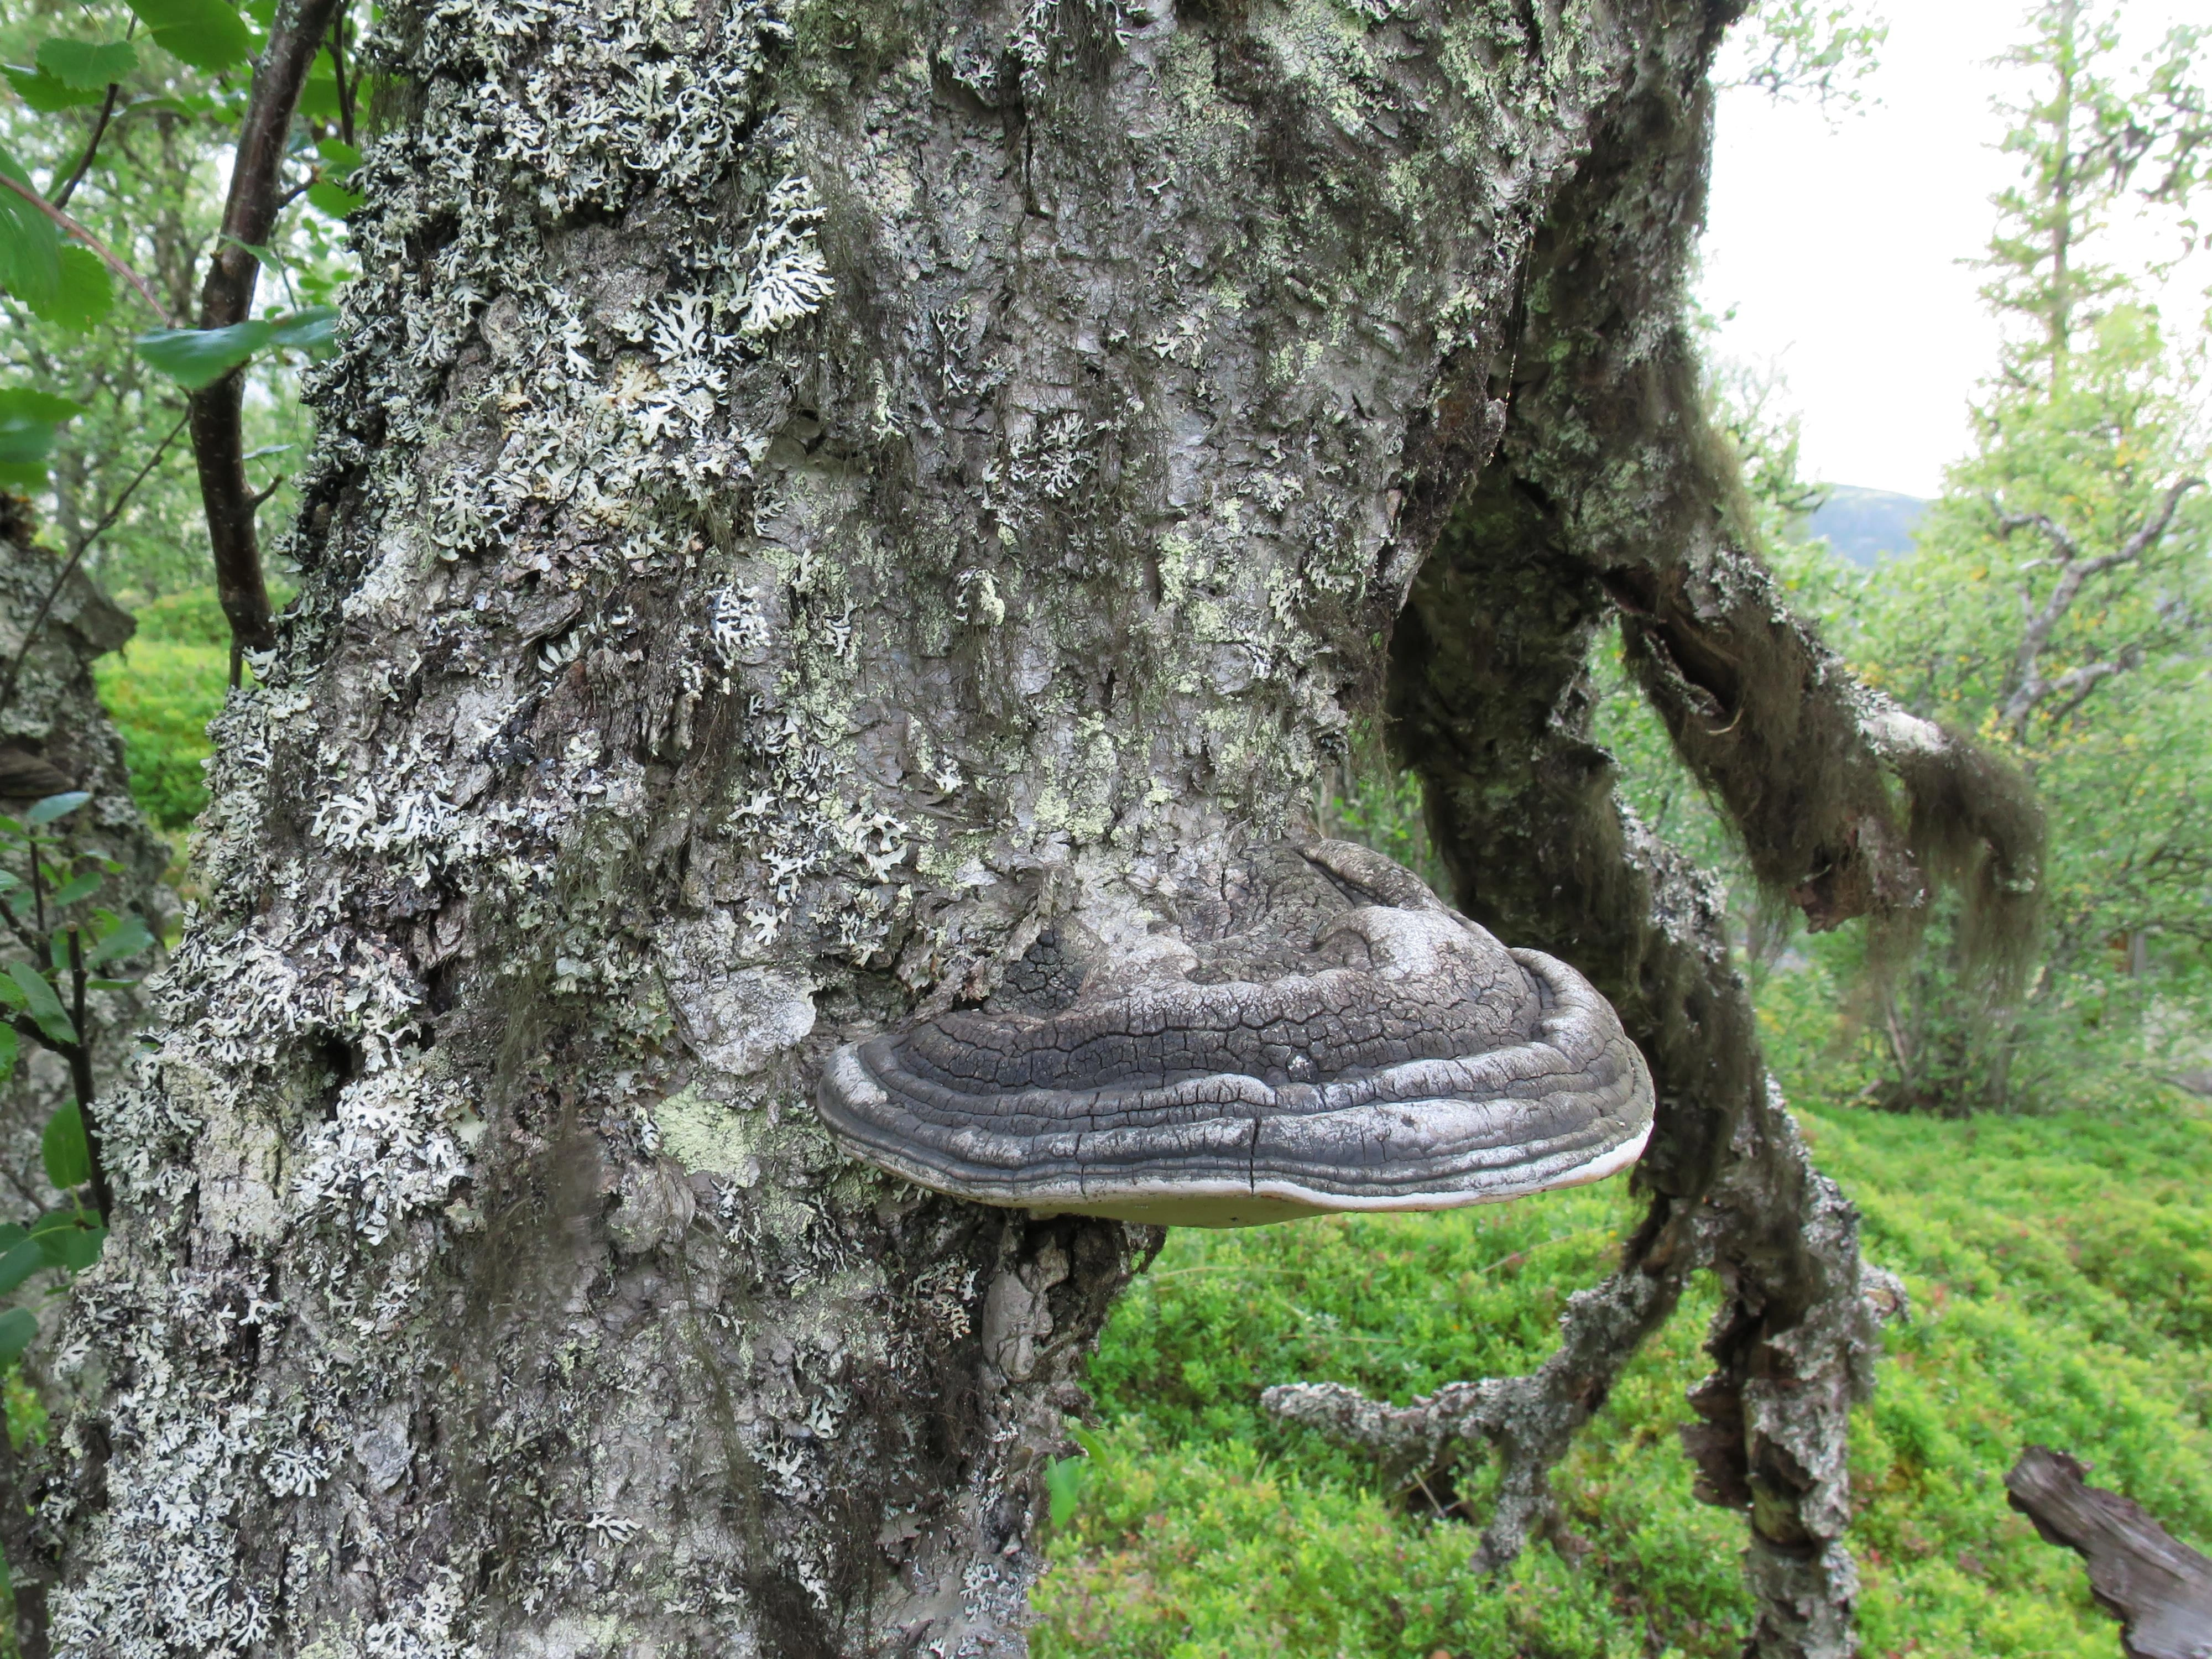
[1035,1098,2212,1658]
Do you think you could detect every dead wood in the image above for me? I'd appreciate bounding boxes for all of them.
[2007,1446,2212,1659]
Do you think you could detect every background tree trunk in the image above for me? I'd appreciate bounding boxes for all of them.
[27,2,1849,1654]
[0,498,175,1201]
[0,495,176,1656]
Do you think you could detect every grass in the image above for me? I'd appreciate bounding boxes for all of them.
[1033,1097,2212,1658]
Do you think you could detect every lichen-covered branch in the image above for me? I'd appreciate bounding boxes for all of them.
[0,497,173,1654]
[1264,24,1961,1656]
[1267,1248,1681,1573]
[1364,468,1895,1659]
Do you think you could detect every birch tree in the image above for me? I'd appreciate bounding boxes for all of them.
[3,2,2032,1655]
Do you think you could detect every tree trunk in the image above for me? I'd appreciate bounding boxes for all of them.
[27,2,1917,1654]
[0,496,176,1655]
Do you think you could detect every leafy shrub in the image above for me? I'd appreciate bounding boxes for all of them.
[92,593,231,831]
[93,585,299,833]
[127,587,236,649]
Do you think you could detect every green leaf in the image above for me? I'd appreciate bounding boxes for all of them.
[53,1222,102,1272]
[42,1103,90,1192]
[28,1212,102,1273]
[0,1025,14,1090]
[0,1239,41,1298]
[0,145,62,315]
[35,37,139,90]
[48,873,102,908]
[27,791,90,825]
[0,387,87,492]
[298,62,340,120]
[220,235,287,272]
[136,306,335,387]
[7,962,75,1048]
[90,913,153,966]
[268,306,336,353]
[135,319,271,389]
[1045,1453,1088,1528]
[0,1226,23,1251]
[316,138,363,180]
[125,0,253,73]
[0,388,85,429]
[0,1308,36,1369]
[305,179,363,219]
[0,979,23,1011]
[1,64,106,111]
[43,244,114,333]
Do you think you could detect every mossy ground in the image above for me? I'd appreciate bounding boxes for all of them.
[1033,1094,2212,1658]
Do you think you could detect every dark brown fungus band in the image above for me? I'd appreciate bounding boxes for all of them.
[817,841,1654,1227]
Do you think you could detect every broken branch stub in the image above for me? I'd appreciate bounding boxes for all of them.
[817,840,1653,1226]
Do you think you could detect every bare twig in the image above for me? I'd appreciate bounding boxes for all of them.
[50,84,122,213]
[1998,477,2205,738]
[65,928,114,1222]
[0,173,175,326]
[187,0,349,685]
[329,4,357,147]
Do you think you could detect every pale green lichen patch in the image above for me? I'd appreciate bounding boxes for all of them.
[653,1084,768,1180]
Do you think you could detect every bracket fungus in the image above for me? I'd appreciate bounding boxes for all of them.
[818,841,1653,1226]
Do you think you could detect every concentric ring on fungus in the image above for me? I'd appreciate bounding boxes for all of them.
[817,840,1654,1227]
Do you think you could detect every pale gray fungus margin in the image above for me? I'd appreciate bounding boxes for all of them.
[817,840,1653,1226]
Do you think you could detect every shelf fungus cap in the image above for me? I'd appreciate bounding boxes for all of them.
[816,840,1653,1227]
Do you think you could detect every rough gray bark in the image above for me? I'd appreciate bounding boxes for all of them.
[19,3,1780,1656]
[2007,1446,2212,1659]
[0,495,175,1655]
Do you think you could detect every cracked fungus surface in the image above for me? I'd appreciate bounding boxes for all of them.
[41,0,1676,1652]
[818,840,1652,1225]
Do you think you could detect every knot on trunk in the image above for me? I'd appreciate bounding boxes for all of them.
[817,839,1652,1226]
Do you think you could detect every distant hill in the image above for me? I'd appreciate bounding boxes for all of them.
[1804,486,1930,567]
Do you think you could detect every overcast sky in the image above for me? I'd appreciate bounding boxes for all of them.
[1698,1,2209,500]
